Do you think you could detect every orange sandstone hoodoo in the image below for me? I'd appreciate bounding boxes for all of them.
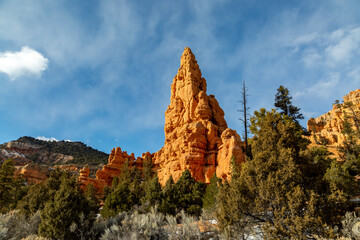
[79,47,245,194]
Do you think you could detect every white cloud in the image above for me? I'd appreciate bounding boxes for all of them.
[291,27,360,68]
[325,27,360,64]
[36,136,59,142]
[293,32,321,45]
[302,48,322,67]
[294,73,340,98]
[0,46,48,80]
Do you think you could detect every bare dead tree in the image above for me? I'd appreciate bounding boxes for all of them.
[238,81,250,156]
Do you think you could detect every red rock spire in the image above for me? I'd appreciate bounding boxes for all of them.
[79,47,245,194]
[154,47,244,185]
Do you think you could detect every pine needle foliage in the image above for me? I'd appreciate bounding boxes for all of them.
[38,173,97,240]
[18,168,65,217]
[141,175,163,212]
[171,169,206,217]
[202,173,221,212]
[274,85,304,124]
[0,159,27,213]
[101,163,145,218]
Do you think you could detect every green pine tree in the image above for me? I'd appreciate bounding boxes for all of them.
[141,174,163,212]
[128,166,143,206]
[118,159,131,184]
[39,174,96,240]
[142,155,154,182]
[217,109,334,238]
[274,85,304,123]
[84,183,100,212]
[159,175,177,216]
[101,165,144,218]
[18,168,66,217]
[202,173,221,212]
[172,169,206,217]
[101,180,132,218]
[0,159,26,213]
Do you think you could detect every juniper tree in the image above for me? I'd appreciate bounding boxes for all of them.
[158,170,206,217]
[84,183,100,212]
[141,175,163,212]
[142,155,154,182]
[0,159,26,213]
[158,176,177,216]
[217,109,334,239]
[172,169,206,217]
[39,174,96,240]
[101,179,132,218]
[202,174,221,212]
[101,164,145,217]
[18,168,66,217]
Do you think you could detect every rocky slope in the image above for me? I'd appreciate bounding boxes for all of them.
[307,89,360,156]
[1,136,108,184]
[80,47,245,194]
[0,136,108,166]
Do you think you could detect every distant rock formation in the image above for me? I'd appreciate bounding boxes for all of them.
[80,147,153,195]
[79,47,245,194]
[307,89,360,156]
[14,164,79,185]
[14,164,50,184]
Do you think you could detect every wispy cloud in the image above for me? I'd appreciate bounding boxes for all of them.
[325,27,360,64]
[289,26,360,112]
[0,46,48,80]
[294,72,340,98]
[292,26,360,68]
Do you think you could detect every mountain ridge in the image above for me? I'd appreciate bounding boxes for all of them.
[0,136,108,166]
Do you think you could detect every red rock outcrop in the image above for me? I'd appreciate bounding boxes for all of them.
[154,47,244,185]
[15,164,50,184]
[55,164,80,172]
[79,147,153,195]
[79,47,245,193]
[307,89,360,156]
[13,164,82,185]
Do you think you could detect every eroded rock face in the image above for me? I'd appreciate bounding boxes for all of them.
[79,147,153,195]
[79,47,245,193]
[13,164,80,185]
[307,89,360,156]
[15,164,50,184]
[154,47,245,185]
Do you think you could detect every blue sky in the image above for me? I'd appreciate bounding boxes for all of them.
[0,0,360,156]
